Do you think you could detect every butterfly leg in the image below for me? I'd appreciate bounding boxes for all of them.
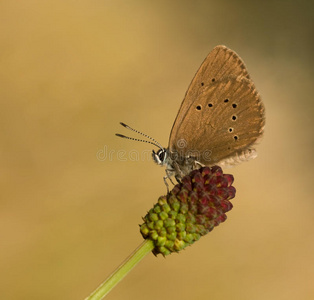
[175,175,182,184]
[172,161,185,183]
[163,176,170,193]
[163,169,176,193]
[194,160,205,169]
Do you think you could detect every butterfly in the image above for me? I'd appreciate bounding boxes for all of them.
[116,45,265,186]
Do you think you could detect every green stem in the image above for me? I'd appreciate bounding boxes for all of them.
[85,239,154,300]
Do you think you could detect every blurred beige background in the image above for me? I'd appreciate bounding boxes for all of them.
[1,1,313,299]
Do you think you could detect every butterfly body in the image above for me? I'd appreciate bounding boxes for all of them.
[152,148,200,183]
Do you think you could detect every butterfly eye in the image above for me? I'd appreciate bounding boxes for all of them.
[228,127,233,132]
[201,82,204,86]
[231,115,237,121]
[234,135,239,141]
[232,103,237,108]
[208,103,213,107]
[157,149,166,162]
[211,78,215,82]
[224,99,229,103]
[196,105,202,111]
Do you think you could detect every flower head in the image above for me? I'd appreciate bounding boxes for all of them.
[140,166,236,256]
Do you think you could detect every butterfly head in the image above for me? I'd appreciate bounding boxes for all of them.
[152,148,168,166]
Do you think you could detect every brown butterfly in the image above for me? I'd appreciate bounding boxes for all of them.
[117,45,265,185]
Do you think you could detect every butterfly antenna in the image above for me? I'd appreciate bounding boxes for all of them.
[116,122,164,149]
[115,134,163,149]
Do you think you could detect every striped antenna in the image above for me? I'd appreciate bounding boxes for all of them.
[116,122,164,150]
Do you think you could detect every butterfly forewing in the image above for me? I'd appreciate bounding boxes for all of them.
[169,76,265,166]
[169,45,253,145]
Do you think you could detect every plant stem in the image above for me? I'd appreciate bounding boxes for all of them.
[85,239,154,300]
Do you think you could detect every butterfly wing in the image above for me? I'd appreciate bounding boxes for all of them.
[169,45,252,145]
[169,75,265,166]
